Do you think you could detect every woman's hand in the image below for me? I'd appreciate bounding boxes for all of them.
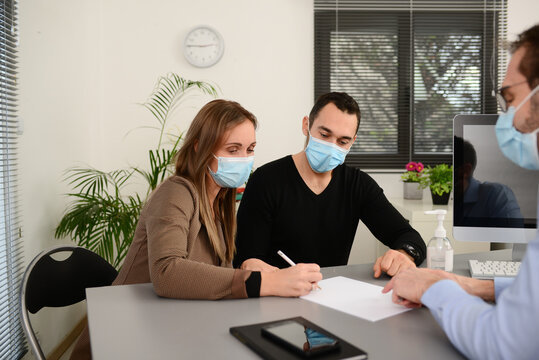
[260,263,322,297]
[240,258,279,272]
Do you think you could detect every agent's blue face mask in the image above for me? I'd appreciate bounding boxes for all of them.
[495,84,539,170]
[304,132,350,173]
[208,155,254,188]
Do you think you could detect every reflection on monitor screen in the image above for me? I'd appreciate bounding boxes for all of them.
[453,114,539,245]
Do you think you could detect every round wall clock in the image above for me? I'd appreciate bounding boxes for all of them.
[183,26,225,68]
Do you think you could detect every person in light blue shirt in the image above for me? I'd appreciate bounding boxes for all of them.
[463,177,522,219]
[383,24,539,360]
[455,136,523,220]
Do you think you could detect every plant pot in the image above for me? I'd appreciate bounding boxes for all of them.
[430,190,450,205]
[236,187,245,202]
[403,182,423,200]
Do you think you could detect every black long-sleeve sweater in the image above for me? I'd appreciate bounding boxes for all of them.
[234,155,426,268]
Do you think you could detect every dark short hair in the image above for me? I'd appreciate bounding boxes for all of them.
[454,136,477,173]
[510,24,539,88]
[308,92,361,134]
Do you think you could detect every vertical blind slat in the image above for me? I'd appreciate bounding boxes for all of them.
[0,0,23,358]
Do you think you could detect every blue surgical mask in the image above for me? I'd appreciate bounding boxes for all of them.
[208,155,254,188]
[304,133,350,173]
[495,85,539,170]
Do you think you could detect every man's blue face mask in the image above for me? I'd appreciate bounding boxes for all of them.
[495,84,539,170]
[208,154,254,188]
[304,131,350,173]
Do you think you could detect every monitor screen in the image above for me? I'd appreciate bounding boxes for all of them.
[453,114,539,244]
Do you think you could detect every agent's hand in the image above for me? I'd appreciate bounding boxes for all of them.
[381,267,447,308]
[240,258,279,273]
[418,268,496,302]
[373,249,416,278]
[260,263,322,297]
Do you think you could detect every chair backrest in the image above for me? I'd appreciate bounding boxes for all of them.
[19,245,118,359]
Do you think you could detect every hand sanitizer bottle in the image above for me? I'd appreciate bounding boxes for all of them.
[425,210,453,271]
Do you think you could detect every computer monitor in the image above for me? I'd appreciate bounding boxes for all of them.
[453,114,539,260]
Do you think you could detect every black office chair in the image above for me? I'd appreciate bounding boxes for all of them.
[19,245,118,359]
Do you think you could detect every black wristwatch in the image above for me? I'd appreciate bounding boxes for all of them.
[400,244,421,265]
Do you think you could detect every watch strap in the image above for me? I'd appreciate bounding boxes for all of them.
[400,244,421,265]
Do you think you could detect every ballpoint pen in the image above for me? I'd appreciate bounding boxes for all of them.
[277,250,321,290]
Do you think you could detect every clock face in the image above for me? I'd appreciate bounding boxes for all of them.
[183,26,224,68]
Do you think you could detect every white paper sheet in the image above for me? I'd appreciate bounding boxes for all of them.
[300,276,412,322]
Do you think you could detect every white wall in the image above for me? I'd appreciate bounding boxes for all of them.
[508,0,539,40]
[19,0,314,355]
[17,0,538,355]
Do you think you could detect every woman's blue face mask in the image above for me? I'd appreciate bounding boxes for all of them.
[208,155,254,188]
[304,131,351,173]
[495,84,539,170]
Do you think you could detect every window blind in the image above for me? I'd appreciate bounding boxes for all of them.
[314,0,507,169]
[0,0,24,358]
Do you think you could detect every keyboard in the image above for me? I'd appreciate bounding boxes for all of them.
[468,259,521,279]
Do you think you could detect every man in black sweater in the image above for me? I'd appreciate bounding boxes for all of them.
[234,92,426,278]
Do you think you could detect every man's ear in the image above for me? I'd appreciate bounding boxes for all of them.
[302,116,310,136]
[351,135,357,147]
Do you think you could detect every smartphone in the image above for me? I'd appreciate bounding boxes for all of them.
[261,319,340,357]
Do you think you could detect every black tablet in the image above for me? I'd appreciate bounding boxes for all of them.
[230,316,367,360]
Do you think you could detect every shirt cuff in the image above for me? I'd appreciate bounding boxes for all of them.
[494,277,514,301]
[421,279,467,308]
[245,271,261,298]
[228,269,251,299]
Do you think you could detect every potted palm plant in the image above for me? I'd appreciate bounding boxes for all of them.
[424,164,453,205]
[55,74,217,268]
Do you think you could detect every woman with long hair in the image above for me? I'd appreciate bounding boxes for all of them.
[70,99,322,359]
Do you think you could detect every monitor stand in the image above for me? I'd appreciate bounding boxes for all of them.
[512,243,528,261]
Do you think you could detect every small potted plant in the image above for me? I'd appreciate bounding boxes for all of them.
[424,164,453,205]
[401,161,426,200]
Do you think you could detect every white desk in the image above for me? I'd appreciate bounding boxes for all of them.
[86,250,511,359]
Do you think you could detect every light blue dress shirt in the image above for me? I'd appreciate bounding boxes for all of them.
[422,199,539,360]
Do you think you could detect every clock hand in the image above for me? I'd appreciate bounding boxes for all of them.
[186,44,218,48]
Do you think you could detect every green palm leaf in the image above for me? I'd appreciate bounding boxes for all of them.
[143,73,217,149]
[55,74,217,268]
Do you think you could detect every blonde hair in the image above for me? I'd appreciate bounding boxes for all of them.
[175,99,257,263]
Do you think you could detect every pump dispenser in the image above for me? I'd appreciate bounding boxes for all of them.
[425,210,453,271]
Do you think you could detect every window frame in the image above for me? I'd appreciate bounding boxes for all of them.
[314,9,502,169]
